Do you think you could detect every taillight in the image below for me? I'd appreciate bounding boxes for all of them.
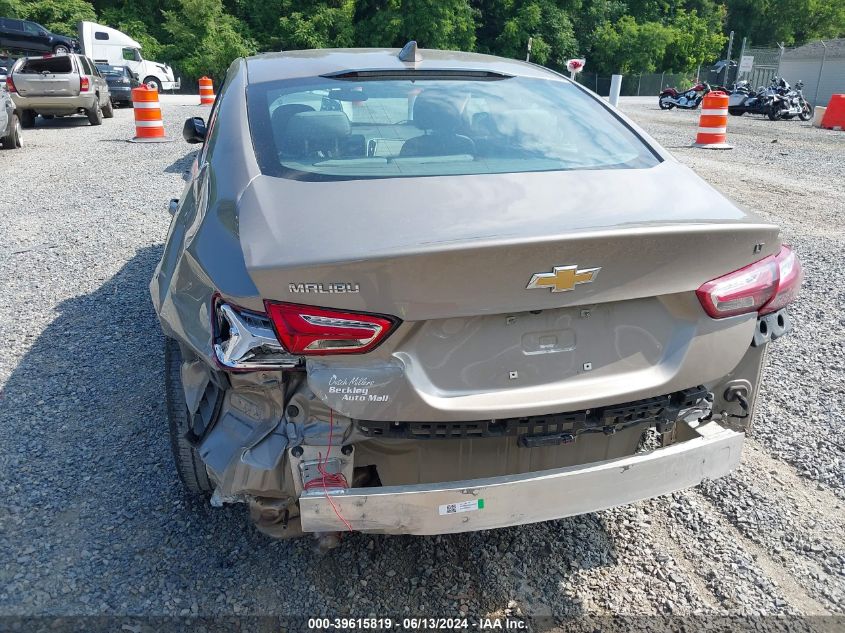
[696,245,802,319]
[80,76,90,91]
[5,76,15,93]
[265,302,399,355]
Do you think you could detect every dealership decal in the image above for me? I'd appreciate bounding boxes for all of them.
[327,374,389,402]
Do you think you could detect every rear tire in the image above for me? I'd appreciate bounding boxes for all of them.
[87,99,103,125]
[165,338,213,495]
[102,98,114,118]
[53,44,69,55]
[20,109,35,128]
[658,96,674,110]
[1,113,21,149]
[143,76,162,92]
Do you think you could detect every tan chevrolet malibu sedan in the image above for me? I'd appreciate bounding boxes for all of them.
[151,43,802,545]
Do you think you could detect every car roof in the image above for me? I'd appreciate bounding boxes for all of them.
[245,47,565,84]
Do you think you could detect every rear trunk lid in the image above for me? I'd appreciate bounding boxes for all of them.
[239,161,779,320]
[13,56,79,97]
[236,161,779,420]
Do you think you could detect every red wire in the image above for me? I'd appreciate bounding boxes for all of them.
[302,408,354,532]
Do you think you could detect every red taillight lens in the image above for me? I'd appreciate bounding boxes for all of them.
[5,76,15,93]
[80,76,90,91]
[265,302,399,355]
[761,245,802,314]
[696,245,802,319]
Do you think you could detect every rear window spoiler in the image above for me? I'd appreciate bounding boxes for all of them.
[321,69,513,81]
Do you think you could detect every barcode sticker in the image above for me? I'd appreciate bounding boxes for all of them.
[438,499,484,516]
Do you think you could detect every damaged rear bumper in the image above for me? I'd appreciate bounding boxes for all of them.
[298,421,743,535]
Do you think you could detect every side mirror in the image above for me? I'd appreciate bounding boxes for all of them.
[183,117,206,143]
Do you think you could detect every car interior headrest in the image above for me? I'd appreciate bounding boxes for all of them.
[271,104,315,137]
[284,111,352,142]
[412,91,463,133]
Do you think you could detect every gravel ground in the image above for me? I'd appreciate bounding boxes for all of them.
[0,96,843,629]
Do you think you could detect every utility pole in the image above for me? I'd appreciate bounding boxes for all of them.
[737,37,746,81]
[526,37,532,63]
[813,40,827,107]
[724,31,734,86]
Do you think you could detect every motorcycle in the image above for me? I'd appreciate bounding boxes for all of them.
[658,82,712,110]
[768,79,812,121]
[728,80,777,117]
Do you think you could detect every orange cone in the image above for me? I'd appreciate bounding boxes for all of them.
[820,94,845,131]
[199,76,215,105]
[130,85,169,142]
[694,92,732,150]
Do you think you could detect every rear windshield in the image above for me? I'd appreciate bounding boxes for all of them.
[247,75,659,180]
[97,65,124,77]
[20,56,73,74]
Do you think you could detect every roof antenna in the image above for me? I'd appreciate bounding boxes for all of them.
[398,40,422,63]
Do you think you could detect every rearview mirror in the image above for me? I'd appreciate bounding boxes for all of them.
[183,117,206,144]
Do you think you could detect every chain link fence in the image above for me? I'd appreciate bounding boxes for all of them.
[574,72,695,97]
[571,39,843,108]
[740,46,783,90]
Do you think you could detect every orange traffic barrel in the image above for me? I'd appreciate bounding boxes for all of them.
[131,85,167,142]
[694,92,732,149]
[199,76,215,105]
[820,94,845,130]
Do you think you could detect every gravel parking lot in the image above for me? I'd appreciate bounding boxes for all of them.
[0,95,843,628]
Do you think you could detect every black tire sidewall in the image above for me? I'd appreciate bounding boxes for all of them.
[144,77,162,92]
[1,113,19,149]
[20,110,35,128]
[87,99,103,125]
[800,102,812,121]
[164,338,214,494]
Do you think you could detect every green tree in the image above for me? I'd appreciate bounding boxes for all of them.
[725,0,845,46]
[226,0,286,50]
[494,0,578,67]
[19,0,96,36]
[162,0,255,82]
[278,0,356,50]
[354,0,476,50]
[661,9,726,71]
[0,0,23,17]
[591,15,674,73]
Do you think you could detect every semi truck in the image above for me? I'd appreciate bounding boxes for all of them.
[77,21,179,92]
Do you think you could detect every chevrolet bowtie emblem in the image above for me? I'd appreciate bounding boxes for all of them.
[526,265,601,293]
